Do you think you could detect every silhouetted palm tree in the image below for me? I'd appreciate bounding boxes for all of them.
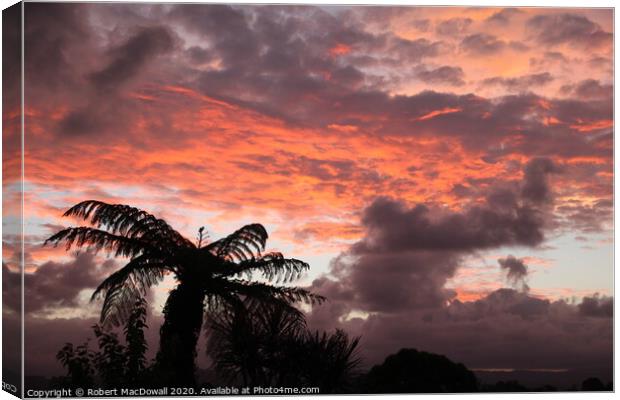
[45,200,323,386]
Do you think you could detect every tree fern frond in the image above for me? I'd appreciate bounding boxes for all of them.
[223,279,326,306]
[62,200,195,250]
[44,227,151,258]
[204,224,268,262]
[230,252,310,283]
[92,255,169,327]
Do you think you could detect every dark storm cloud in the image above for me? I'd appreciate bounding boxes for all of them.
[356,196,545,252]
[498,255,528,289]
[460,34,506,55]
[90,26,174,90]
[417,66,465,86]
[356,158,556,254]
[3,252,116,313]
[521,157,557,205]
[3,3,21,108]
[186,46,216,65]
[169,4,261,67]
[527,13,612,48]
[578,295,612,318]
[57,25,175,137]
[24,3,90,90]
[560,79,613,100]
[481,72,554,92]
[435,17,472,36]
[341,251,460,312]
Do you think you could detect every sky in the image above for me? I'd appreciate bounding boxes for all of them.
[2,3,613,379]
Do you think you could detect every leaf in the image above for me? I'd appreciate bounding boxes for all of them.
[205,224,268,262]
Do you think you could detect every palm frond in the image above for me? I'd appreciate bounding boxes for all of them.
[232,252,310,283]
[44,227,152,258]
[204,224,268,262]
[92,255,170,327]
[62,200,194,250]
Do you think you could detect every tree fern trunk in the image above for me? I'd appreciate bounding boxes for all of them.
[155,281,205,386]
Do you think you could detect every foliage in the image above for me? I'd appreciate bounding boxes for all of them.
[56,342,95,389]
[55,298,149,389]
[361,348,478,393]
[581,377,608,391]
[205,299,361,393]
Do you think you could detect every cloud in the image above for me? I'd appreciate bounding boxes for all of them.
[529,51,569,69]
[411,18,431,32]
[435,17,472,36]
[24,3,91,91]
[481,72,554,92]
[89,26,174,90]
[57,26,175,137]
[521,157,557,205]
[417,66,465,86]
[486,8,523,24]
[498,255,528,290]
[186,46,216,65]
[3,252,117,314]
[460,34,506,55]
[578,294,612,318]
[557,199,613,233]
[527,13,612,48]
[560,79,613,100]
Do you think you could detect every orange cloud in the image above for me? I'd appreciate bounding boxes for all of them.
[415,107,462,121]
[329,43,351,57]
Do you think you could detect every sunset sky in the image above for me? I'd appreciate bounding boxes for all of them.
[2,3,613,379]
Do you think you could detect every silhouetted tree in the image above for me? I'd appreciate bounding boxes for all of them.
[362,348,478,393]
[206,299,305,386]
[582,377,606,391]
[480,380,528,392]
[533,384,557,392]
[206,299,361,393]
[46,200,323,385]
[56,342,95,389]
[299,329,362,393]
[92,325,126,387]
[124,297,148,385]
[54,298,150,389]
